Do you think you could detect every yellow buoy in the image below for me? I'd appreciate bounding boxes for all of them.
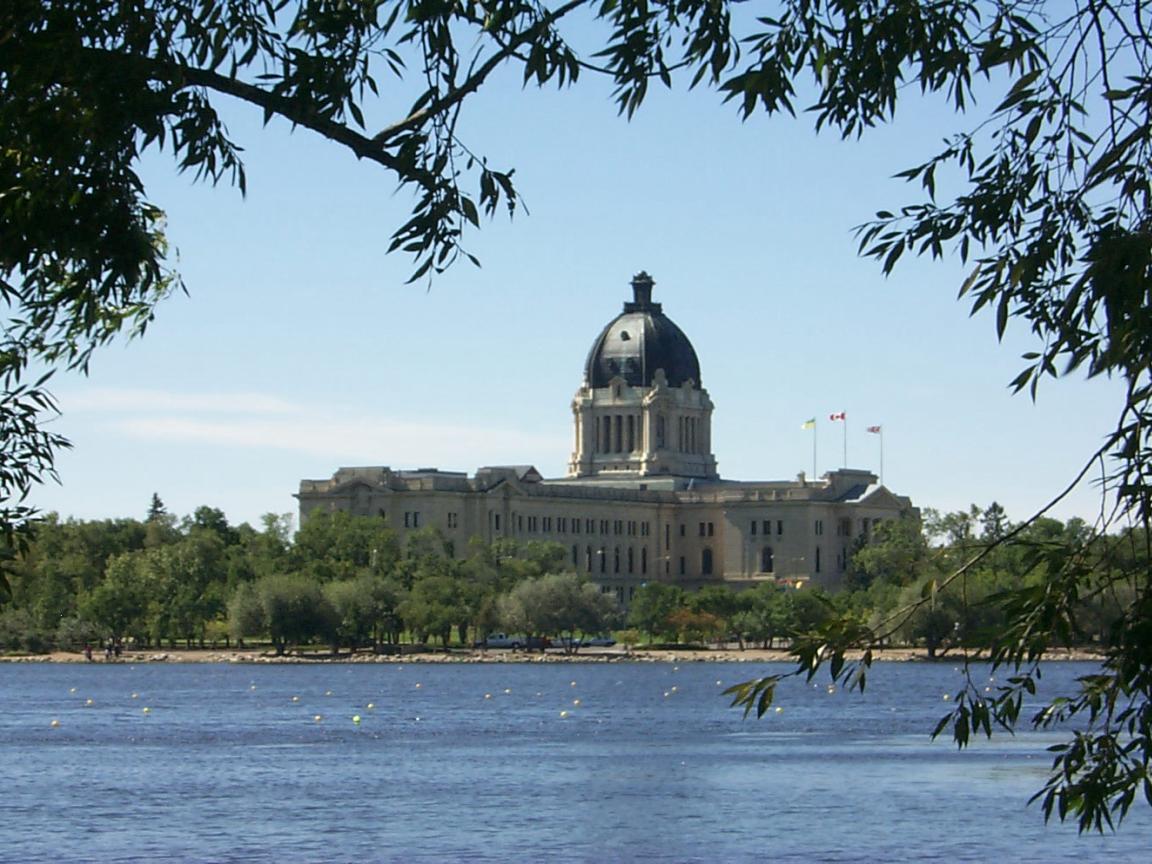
[670,686,678,693]
[366,703,375,710]
[85,698,94,706]
[142,707,151,715]
[559,710,569,718]
[352,714,362,724]
[943,694,951,701]
[50,719,60,728]
[774,706,783,714]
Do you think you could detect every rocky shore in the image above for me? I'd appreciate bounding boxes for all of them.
[0,645,1104,664]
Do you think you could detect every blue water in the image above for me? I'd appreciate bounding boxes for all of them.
[2,660,1149,862]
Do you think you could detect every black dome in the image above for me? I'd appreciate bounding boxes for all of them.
[584,273,701,388]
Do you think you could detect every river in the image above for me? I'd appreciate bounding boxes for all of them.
[2,660,1149,862]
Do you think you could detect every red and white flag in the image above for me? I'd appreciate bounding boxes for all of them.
[829,411,846,421]
[866,425,882,434]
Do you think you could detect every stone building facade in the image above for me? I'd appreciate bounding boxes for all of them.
[297,273,916,601]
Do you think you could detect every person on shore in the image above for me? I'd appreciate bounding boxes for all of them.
[105,641,113,661]
[83,644,93,662]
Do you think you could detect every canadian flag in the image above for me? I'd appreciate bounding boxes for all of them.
[866,425,882,434]
[829,411,846,421]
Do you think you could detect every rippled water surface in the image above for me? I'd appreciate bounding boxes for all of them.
[3,660,1150,862]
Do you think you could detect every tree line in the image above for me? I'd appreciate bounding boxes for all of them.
[1,497,1134,660]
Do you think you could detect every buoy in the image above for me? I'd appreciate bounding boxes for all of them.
[503,689,511,694]
[325,690,333,697]
[559,710,569,718]
[142,707,151,715]
[314,715,323,723]
[366,703,375,710]
[570,681,576,687]
[716,680,723,686]
[131,692,139,699]
[250,685,257,691]
[85,698,94,706]
[663,691,670,698]
[670,686,678,693]
[572,699,581,706]
[291,695,300,703]
[673,666,679,671]
[352,714,362,724]
[50,719,60,728]
[69,687,77,694]
[774,706,783,714]
[827,685,836,694]
[943,694,951,701]
[484,693,492,700]
[415,683,422,689]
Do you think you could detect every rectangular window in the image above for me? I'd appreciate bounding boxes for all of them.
[447,513,458,529]
[665,524,670,549]
[707,522,714,537]
[404,512,410,528]
[679,556,686,575]
[763,520,771,536]
[777,520,784,535]
[600,519,609,535]
[494,513,501,531]
[543,516,552,532]
[815,546,821,572]
[679,524,686,537]
[699,522,706,537]
[815,520,823,536]
[751,521,757,536]
[586,519,594,534]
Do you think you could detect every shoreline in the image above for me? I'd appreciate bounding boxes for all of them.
[0,645,1104,665]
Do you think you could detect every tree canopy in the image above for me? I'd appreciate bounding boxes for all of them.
[4,0,1152,831]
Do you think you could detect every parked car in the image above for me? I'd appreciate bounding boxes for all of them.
[474,633,551,650]
[475,633,523,649]
[582,635,617,647]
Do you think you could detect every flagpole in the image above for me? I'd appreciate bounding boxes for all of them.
[813,422,818,480]
[880,427,884,485]
[843,420,848,468]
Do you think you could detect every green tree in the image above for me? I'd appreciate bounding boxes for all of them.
[497,573,612,650]
[627,583,686,643]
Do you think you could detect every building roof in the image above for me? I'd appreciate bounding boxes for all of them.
[583,272,702,388]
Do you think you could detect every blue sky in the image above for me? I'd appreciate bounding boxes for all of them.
[29,40,1125,531]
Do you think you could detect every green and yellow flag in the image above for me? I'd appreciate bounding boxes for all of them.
[801,418,816,430]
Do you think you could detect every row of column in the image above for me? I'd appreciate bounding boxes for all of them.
[587,411,706,455]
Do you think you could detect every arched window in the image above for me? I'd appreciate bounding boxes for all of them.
[761,546,774,573]
[701,547,714,576]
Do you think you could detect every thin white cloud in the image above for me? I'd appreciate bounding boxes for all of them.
[62,388,299,415]
[60,386,566,470]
